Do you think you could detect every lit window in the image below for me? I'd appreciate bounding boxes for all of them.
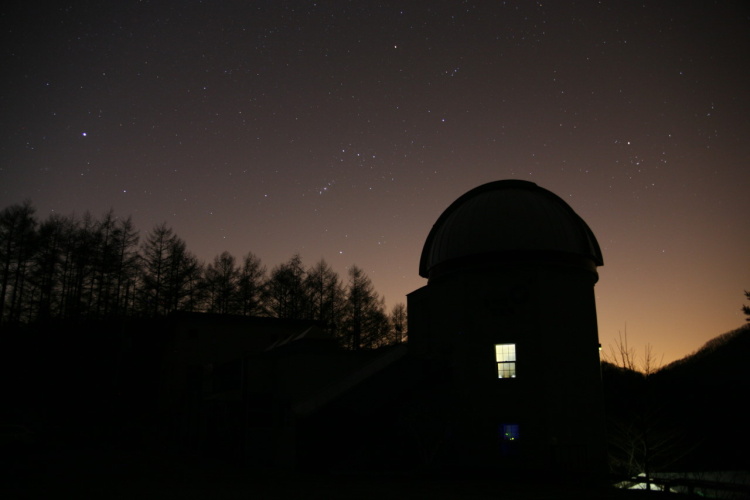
[499,423,520,457]
[500,423,520,441]
[495,343,516,378]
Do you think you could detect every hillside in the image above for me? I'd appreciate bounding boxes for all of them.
[603,324,750,474]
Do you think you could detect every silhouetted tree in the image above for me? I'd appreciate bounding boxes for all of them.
[236,252,266,316]
[743,290,750,321]
[0,201,402,337]
[0,201,37,326]
[304,259,344,334]
[163,237,202,314]
[90,210,128,318]
[265,254,308,319]
[603,329,687,489]
[15,209,140,322]
[64,212,105,320]
[110,216,140,317]
[389,302,408,344]
[48,214,81,321]
[342,265,388,350]
[31,213,66,321]
[604,329,662,374]
[205,251,240,314]
[140,223,172,316]
[139,223,199,316]
[30,213,79,321]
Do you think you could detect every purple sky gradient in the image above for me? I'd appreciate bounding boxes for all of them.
[2,1,748,364]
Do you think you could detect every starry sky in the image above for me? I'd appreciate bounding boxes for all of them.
[2,1,748,365]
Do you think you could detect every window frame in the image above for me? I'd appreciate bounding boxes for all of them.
[499,423,521,457]
[500,423,520,442]
[495,343,517,379]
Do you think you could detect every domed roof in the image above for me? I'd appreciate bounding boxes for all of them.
[419,180,603,279]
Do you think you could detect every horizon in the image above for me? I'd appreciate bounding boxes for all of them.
[2,2,748,366]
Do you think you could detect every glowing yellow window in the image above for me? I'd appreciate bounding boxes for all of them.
[495,344,516,378]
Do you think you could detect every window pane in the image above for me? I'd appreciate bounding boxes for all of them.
[497,362,516,378]
[499,423,520,457]
[501,424,520,441]
[495,344,516,362]
[496,344,516,378]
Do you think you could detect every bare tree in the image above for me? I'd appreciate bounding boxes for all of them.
[265,254,308,319]
[342,265,388,350]
[236,252,266,316]
[45,214,79,321]
[604,327,663,375]
[204,251,240,314]
[110,216,140,317]
[389,302,408,344]
[304,259,344,334]
[163,237,202,314]
[32,213,70,321]
[139,223,173,316]
[0,201,38,326]
[603,327,688,490]
[0,200,403,342]
[139,223,200,316]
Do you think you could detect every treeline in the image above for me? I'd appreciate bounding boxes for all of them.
[0,201,407,349]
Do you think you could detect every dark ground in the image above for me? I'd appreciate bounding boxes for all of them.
[2,441,688,500]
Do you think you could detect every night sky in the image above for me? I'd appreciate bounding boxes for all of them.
[2,1,748,365]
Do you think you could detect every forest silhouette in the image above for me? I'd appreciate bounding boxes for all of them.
[2,199,749,498]
[0,201,406,350]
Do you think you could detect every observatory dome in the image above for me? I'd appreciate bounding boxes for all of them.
[419,180,603,279]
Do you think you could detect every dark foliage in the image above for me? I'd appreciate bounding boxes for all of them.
[603,325,750,475]
[0,201,406,348]
[652,324,750,471]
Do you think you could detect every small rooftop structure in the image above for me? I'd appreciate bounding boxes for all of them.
[419,179,603,280]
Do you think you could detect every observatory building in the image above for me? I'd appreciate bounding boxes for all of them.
[407,179,607,475]
[137,179,608,476]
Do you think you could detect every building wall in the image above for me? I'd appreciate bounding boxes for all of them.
[407,260,607,477]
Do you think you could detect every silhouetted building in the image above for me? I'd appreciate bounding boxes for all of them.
[150,312,407,468]
[145,180,607,478]
[407,179,607,477]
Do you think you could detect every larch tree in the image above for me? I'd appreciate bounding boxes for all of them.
[0,201,37,326]
[163,237,202,314]
[389,302,408,344]
[304,259,344,335]
[236,252,266,316]
[32,213,69,322]
[265,254,308,319]
[140,223,172,316]
[205,251,240,314]
[342,265,388,350]
[140,223,199,316]
[110,216,140,317]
